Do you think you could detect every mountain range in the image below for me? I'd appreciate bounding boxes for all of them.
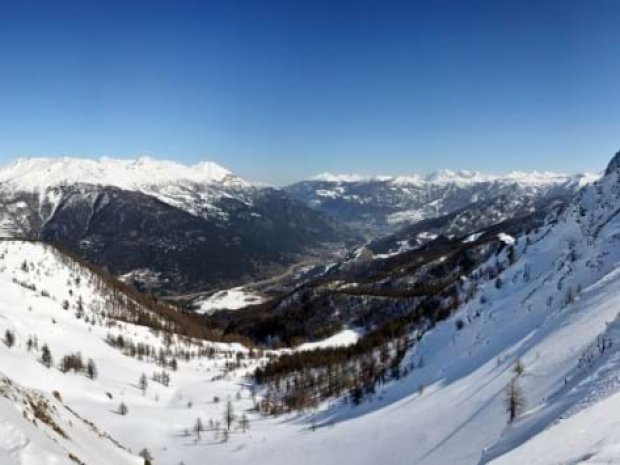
[0,151,618,465]
[0,157,357,294]
[286,170,597,238]
[1,151,620,465]
[0,156,596,298]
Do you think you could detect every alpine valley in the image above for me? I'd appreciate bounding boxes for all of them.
[0,157,357,295]
[4,152,620,465]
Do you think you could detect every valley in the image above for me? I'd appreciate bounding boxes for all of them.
[0,153,618,465]
[2,2,616,463]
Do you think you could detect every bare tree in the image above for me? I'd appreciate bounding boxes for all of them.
[505,379,525,423]
[224,399,235,431]
[239,413,249,433]
[193,417,203,440]
[513,359,525,377]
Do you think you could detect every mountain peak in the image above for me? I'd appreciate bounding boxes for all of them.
[0,156,244,192]
[604,150,620,176]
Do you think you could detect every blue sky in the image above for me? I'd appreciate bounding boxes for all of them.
[0,0,619,184]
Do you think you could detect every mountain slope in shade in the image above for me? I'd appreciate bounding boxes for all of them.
[0,157,358,294]
[286,169,597,237]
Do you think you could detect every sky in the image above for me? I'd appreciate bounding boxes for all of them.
[0,0,619,185]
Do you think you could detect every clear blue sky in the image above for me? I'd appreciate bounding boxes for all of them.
[0,0,619,184]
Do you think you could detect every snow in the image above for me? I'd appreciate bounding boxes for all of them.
[0,240,253,465]
[315,187,345,199]
[311,173,371,183]
[463,232,484,243]
[214,164,620,465]
[0,157,258,229]
[194,287,266,315]
[295,329,361,351]
[489,389,620,465]
[497,233,515,245]
[0,162,617,465]
[386,208,426,225]
[0,156,246,193]
[310,170,599,187]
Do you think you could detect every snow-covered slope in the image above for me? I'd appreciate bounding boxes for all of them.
[0,156,244,192]
[196,154,620,465]
[0,240,262,465]
[0,154,619,465]
[0,375,138,465]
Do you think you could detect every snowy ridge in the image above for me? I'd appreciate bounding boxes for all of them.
[312,169,598,186]
[0,156,247,193]
[0,375,137,465]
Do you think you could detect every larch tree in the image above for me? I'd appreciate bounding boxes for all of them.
[224,399,235,431]
[505,379,525,423]
[194,417,203,440]
[139,373,148,395]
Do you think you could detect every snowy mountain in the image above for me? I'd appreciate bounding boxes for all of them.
[0,157,357,294]
[286,169,597,238]
[0,156,242,191]
[366,190,566,257]
[2,153,620,465]
[207,151,620,464]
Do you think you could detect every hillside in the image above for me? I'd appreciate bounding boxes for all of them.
[0,240,265,465]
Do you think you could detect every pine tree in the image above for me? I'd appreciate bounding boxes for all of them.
[139,373,148,395]
[41,344,52,368]
[139,448,153,465]
[4,329,15,348]
[87,358,98,380]
[118,402,128,415]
